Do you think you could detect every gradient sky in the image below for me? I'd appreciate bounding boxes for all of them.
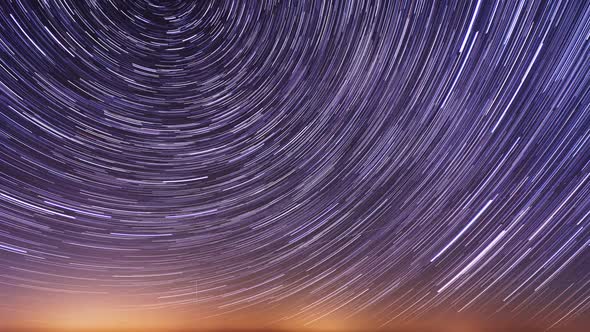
[0,0,589,330]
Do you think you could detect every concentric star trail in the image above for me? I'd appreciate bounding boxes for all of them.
[0,0,589,330]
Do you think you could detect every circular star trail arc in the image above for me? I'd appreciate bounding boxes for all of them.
[0,0,589,329]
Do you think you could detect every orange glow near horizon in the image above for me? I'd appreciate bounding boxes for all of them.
[1,293,587,332]
[4,305,587,332]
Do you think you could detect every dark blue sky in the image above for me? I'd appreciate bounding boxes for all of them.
[0,0,588,330]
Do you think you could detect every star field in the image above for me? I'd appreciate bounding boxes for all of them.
[0,0,589,330]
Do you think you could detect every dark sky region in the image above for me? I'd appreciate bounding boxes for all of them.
[0,0,589,331]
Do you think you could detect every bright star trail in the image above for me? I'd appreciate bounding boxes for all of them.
[0,1,589,331]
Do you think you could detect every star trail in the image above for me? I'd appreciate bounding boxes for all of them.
[0,0,589,330]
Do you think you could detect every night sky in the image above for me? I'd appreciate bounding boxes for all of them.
[0,0,589,331]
